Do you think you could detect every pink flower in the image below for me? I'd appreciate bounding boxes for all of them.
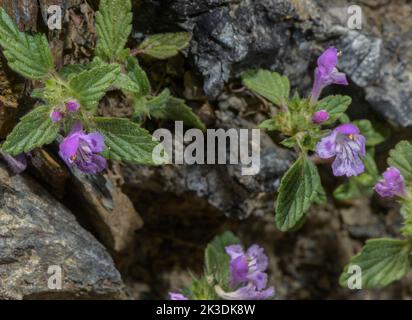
[59,122,107,174]
[316,123,366,177]
[311,47,348,104]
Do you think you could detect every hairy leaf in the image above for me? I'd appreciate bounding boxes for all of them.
[95,117,165,165]
[316,95,351,124]
[2,106,59,155]
[138,32,191,59]
[275,155,321,231]
[95,0,133,61]
[340,238,411,289]
[242,70,290,106]
[146,89,206,131]
[69,64,120,113]
[205,231,241,289]
[0,8,53,79]
[125,56,151,96]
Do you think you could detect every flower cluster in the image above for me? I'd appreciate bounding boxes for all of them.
[169,243,274,300]
[50,99,80,123]
[310,48,367,178]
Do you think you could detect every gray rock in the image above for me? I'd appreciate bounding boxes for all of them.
[0,165,126,299]
[68,167,143,253]
[136,0,412,127]
[122,111,293,219]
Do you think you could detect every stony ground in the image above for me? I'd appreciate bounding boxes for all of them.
[1,0,412,299]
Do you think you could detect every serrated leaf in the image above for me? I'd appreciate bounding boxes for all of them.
[0,8,53,79]
[125,56,151,96]
[146,89,206,131]
[59,64,88,80]
[68,64,120,113]
[275,155,320,231]
[205,231,241,289]
[95,0,132,61]
[354,119,384,147]
[242,70,290,106]
[388,141,412,182]
[95,117,165,165]
[339,238,411,289]
[1,106,59,155]
[316,95,351,124]
[138,32,191,59]
[114,73,141,93]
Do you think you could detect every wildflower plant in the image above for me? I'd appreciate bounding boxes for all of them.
[340,141,412,288]
[0,0,204,173]
[243,47,382,232]
[169,231,274,300]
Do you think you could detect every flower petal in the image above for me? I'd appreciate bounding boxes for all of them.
[84,132,105,153]
[332,152,364,177]
[316,132,337,159]
[331,69,348,85]
[317,47,338,73]
[59,133,80,162]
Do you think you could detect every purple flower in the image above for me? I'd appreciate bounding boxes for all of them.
[59,122,107,174]
[0,151,27,174]
[226,244,268,290]
[215,284,274,300]
[66,99,80,112]
[50,108,63,122]
[374,167,406,198]
[219,244,274,300]
[312,110,329,124]
[311,47,348,104]
[169,292,188,300]
[316,123,366,177]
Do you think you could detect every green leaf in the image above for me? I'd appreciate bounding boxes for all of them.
[333,180,362,201]
[1,106,59,155]
[59,64,88,80]
[0,8,53,79]
[95,0,133,61]
[205,231,241,289]
[113,73,141,93]
[259,118,278,131]
[68,64,120,113]
[401,210,412,237]
[388,141,412,182]
[182,274,217,300]
[316,95,351,124]
[138,32,191,59]
[146,89,206,131]
[339,238,411,289]
[94,117,166,165]
[242,70,290,106]
[275,155,321,231]
[354,119,385,147]
[125,57,151,96]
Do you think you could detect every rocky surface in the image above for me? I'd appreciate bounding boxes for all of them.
[0,165,126,299]
[1,0,412,300]
[135,0,412,128]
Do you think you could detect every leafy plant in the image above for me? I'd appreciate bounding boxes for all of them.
[244,47,372,232]
[171,231,274,300]
[0,0,204,173]
[339,140,412,288]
